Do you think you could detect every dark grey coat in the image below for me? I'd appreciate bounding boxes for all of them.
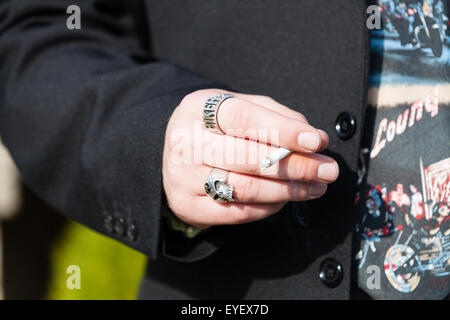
[0,0,370,299]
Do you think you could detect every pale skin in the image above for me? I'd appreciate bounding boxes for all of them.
[163,89,340,229]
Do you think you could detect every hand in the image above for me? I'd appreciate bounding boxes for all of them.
[162,89,339,229]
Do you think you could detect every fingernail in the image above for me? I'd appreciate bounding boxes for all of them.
[308,183,327,197]
[297,132,320,151]
[318,162,339,182]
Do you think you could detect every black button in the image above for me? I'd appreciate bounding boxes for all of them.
[127,223,138,242]
[335,112,356,140]
[114,217,126,236]
[104,215,115,234]
[319,258,343,288]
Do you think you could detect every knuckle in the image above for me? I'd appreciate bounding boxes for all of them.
[291,159,316,182]
[233,103,253,130]
[165,130,182,150]
[243,162,261,176]
[256,95,275,104]
[165,130,192,163]
[180,89,218,107]
[179,91,197,107]
[291,159,307,180]
[290,183,307,200]
[297,113,308,122]
[233,206,253,223]
[236,178,259,202]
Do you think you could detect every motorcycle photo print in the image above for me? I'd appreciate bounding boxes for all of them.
[353,0,449,300]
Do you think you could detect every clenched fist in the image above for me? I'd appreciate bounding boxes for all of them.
[163,89,339,229]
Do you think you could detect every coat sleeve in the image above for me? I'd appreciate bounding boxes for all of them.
[0,0,224,260]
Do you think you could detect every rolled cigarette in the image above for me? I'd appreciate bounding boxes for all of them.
[260,147,292,169]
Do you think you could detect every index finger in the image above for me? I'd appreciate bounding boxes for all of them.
[231,92,329,152]
[217,97,326,153]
